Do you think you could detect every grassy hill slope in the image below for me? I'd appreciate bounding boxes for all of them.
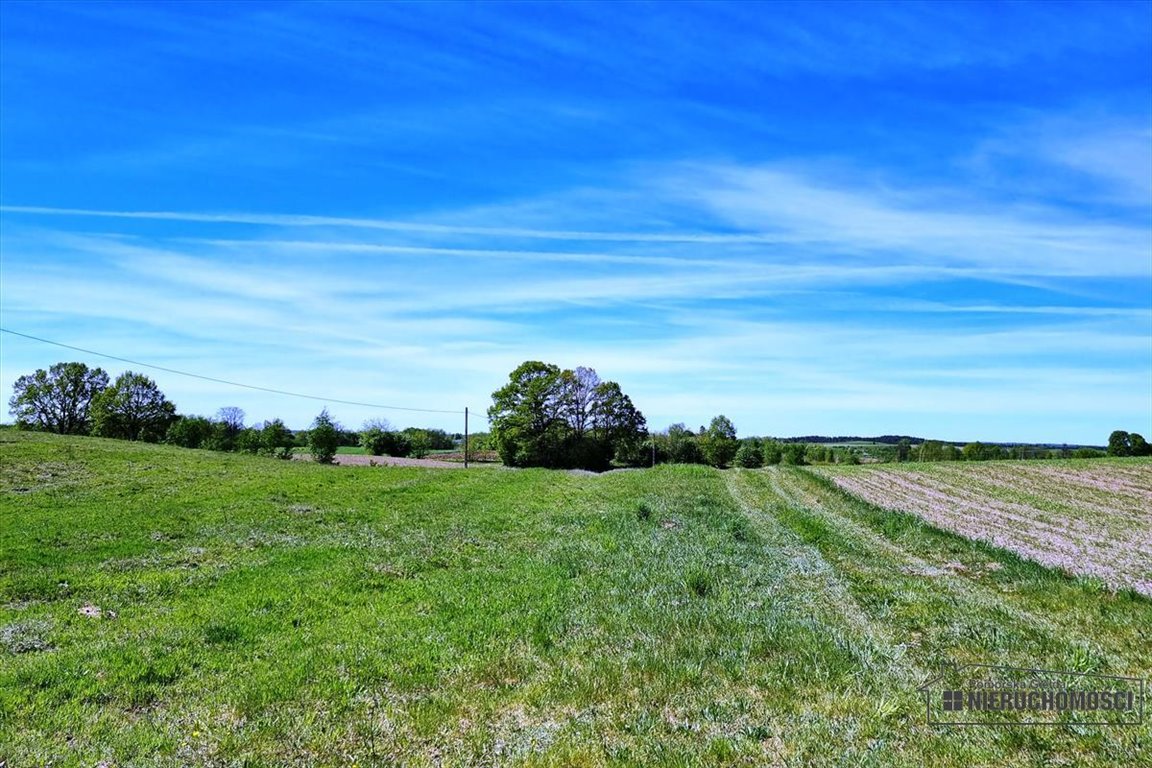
[2,432,1148,766]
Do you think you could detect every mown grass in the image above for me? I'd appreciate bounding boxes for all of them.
[810,458,1152,595]
[1,431,1148,766]
[732,468,1150,760]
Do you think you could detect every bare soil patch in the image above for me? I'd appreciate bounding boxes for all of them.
[293,453,490,469]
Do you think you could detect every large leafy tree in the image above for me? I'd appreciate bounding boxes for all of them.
[489,361,567,468]
[488,361,647,470]
[8,362,109,434]
[1107,430,1131,457]
[1108,430,1151,457]
[90,371,177,442]
[588,379,646,465]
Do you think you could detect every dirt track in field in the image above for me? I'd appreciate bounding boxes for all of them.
[293,453,496,469]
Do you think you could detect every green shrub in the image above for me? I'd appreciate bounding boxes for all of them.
[734,439,763,468]
[235,428,264,454]
[700,415,738,468]
[202,421,235,452]
[408,431,431,459]
[360,419,413,456]
[783,443,807,466]
[261,419,295,459]
[360,427,388,456]
[308,409,340,464]
[403,427,454,450]
[165,415,213,449]
[1072,447,1105,459]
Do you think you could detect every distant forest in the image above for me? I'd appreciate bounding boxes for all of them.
[781,435,1104,449]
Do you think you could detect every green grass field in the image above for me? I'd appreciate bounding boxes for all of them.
[2,431,1149,766]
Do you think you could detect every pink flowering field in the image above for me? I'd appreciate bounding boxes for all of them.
[814,458,1152,595]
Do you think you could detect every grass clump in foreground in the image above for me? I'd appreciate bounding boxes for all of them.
[1,431,1149,766]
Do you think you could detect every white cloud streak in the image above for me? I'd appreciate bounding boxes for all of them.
[3,156,1149,440]
[7,155,1148,283]
[0,204,782,244]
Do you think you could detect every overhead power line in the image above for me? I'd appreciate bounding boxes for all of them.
[0,327,468,415]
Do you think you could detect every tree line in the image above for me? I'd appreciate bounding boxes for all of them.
[486,362,829,470]
[6,362,462,464]
[10,360,1147,471]
[486,361,1150,471]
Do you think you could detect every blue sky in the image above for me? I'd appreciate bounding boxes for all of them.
[1,1,1149,443]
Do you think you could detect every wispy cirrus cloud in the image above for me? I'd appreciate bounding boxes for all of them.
[0,204,777,243]
[4,141,1147,442]
[967,113,1152,209]
[6,155,1149,283]
[2,0,1149,441]
[664,165,1151,276]
[1043,127,1152,204]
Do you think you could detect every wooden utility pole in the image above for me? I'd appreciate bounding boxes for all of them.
[464,407,469,469]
